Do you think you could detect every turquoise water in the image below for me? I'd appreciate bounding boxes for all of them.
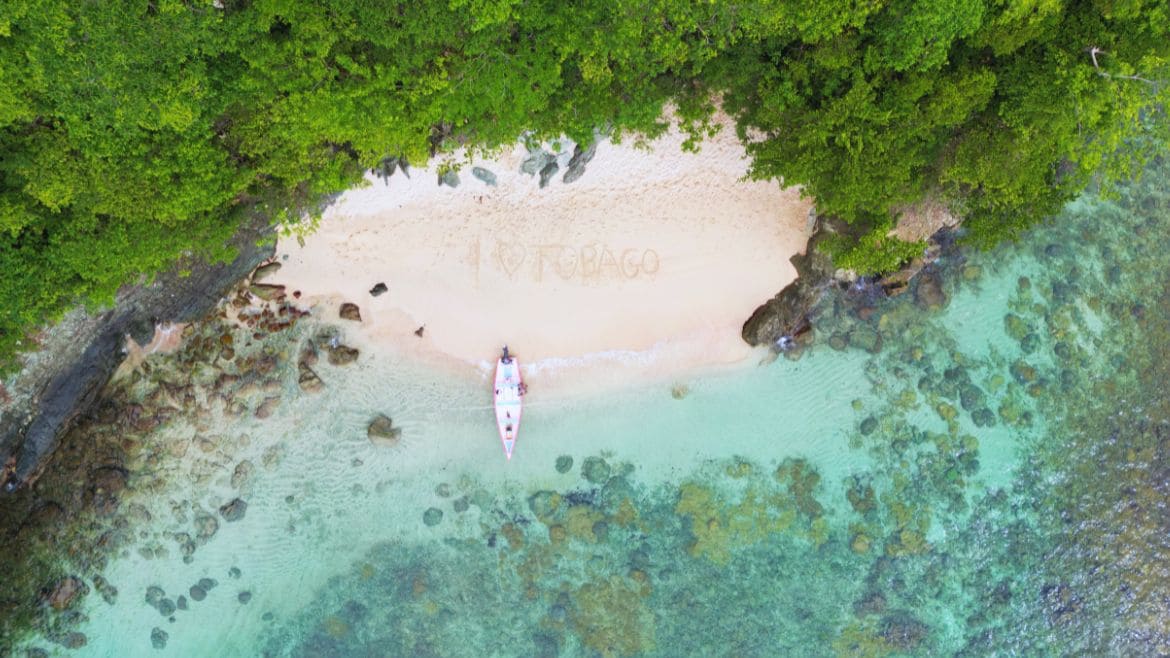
[11,156,1170,656]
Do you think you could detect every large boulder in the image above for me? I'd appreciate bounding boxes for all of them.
[339,303,361,322]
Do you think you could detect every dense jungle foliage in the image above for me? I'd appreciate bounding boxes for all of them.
[1,0,1167,369]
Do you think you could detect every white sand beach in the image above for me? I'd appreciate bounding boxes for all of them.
[270,118,813,393]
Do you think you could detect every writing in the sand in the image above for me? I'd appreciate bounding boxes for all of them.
[476,240,660,283]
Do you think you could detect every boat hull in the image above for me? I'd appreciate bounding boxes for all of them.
[493,357,523,459]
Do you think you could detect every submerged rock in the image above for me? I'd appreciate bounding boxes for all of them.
[298,362,324,394]
[47,576,88,610]
[914,270,947,310]
[231,460,254,490]
[238,591,253,604]
[555,455,574,474]
[327,345,359,366]
[93,575,118,605]
[423,507,444,526]
[193,513,219,540]
[219,498,248,522]
[151,627,169,650]
[581,457,611,484]
[254,396,280,419]
[367,414,402,446]
[145,586,166,608]
[189,585,206,601]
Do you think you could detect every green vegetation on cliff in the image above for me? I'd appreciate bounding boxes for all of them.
[1,0,1167,368]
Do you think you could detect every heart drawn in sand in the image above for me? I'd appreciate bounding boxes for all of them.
[493,242,527,278]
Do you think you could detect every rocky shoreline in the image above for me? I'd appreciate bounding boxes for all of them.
[741,215,956,356]
[1,214,275,491]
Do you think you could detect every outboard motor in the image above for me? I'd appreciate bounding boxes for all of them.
[502,345,511,363]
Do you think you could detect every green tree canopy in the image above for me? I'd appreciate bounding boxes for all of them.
[1,0,1167,369]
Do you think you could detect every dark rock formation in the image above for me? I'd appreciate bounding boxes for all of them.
[1,214,274,491]
[538,161,559,188]
[339,303,362,322]
[741,227,835,348]
[369,282,388,296]
[562,141,597,184]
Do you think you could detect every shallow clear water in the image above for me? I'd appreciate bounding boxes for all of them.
[16,156,1170,656]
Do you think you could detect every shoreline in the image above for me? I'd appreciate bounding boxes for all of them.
[269,118,813,396]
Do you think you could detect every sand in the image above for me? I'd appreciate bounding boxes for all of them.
[270,117,813,394]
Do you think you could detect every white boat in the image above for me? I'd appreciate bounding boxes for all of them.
[493,346,524,459]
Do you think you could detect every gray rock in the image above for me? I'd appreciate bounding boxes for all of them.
[188,585,206,601]
[229,566,242,579]
[471,167,497,186]
[423,507,443,526]
[555,455,573,474]
[438,170,460,188]
[151,627,168,650]
[369,282,388,296]
[453,496,470,513]
[581,457,611,484]
[520,149,554,176]
[562,141,597,184]
[156,598,176,616]
[176,595,188,610]
[219,498,247,522]
[238,591,252,604]
[538,161,559,188]
[198,578,218,591]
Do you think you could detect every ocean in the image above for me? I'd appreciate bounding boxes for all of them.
[11,155,1170,656]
